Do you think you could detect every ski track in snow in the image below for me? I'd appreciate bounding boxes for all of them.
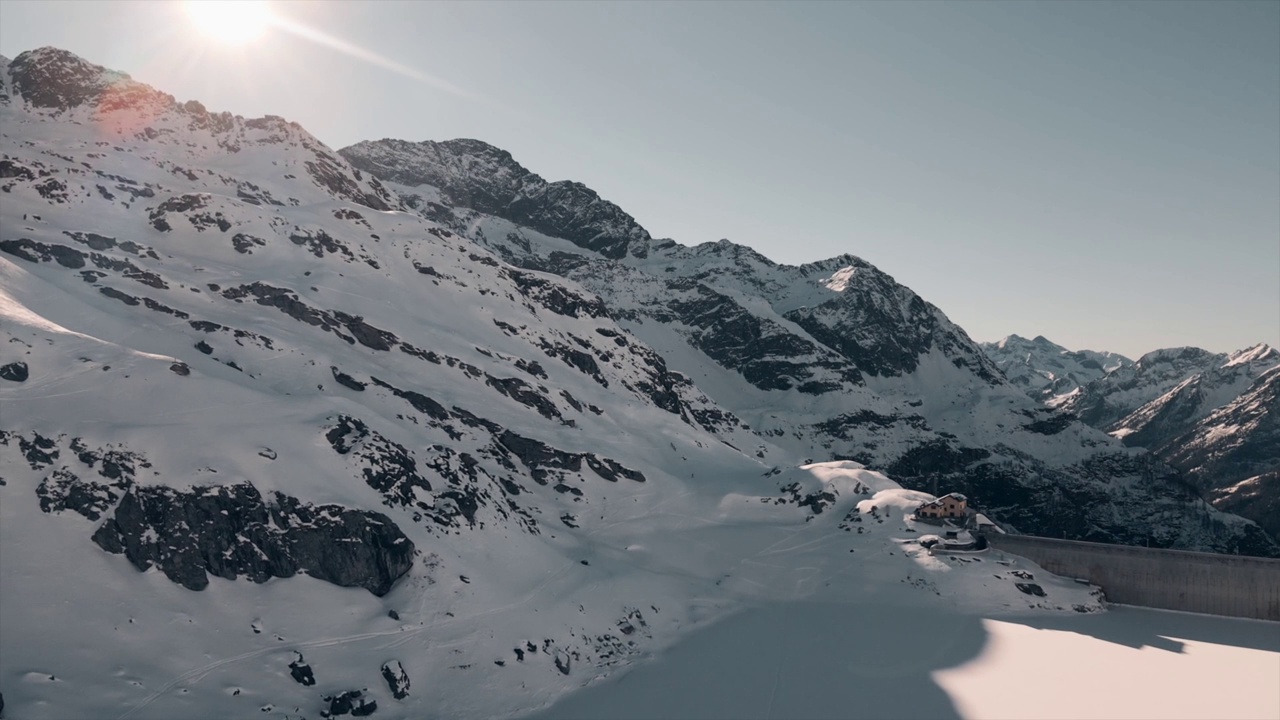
[116,626,426,720]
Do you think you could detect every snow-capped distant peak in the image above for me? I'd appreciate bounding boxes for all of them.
[1224,343,1279,369]
[994,334,1026,351]
[980,334,1131,405]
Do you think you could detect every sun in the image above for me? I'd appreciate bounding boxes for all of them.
[185,1,274,46]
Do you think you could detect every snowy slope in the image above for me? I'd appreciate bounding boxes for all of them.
[0,47,781,719]
[1055,345,1276,431]
[1006,340,1279,536]
[981,335,1278,457]
[1157,366,1280,539]
[1105,344,1279,447]
[979,333,1132,406]
[0,47,1274,720]
[341,137,1275,554]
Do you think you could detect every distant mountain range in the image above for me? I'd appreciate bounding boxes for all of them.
[980,334,1133,406]
[982,335,1280,537]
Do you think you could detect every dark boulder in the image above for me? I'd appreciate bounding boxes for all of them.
[1015,582,1047,597]
[331,366,366,391]
[322,690,378,717]
[380,660,410,699]
[0,362,29,382]
[288,653,316,686]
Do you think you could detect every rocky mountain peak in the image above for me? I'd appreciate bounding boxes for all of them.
[796,252,870,275]
[342,137,526,189]
[996,333,1039,348]
[3,47,395,211]
[1135,346,1220,369]
[981,335,1133,406]
[8,46,156,111]
[341,138,651,259]
[676,238,780,269]
[993,333,1032,351]
[1225,343,1279,369]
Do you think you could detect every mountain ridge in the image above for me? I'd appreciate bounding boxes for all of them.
[979,333,1280,541]
[339,134,1272,553]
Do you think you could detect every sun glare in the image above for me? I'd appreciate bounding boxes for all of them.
[186,1,274,46]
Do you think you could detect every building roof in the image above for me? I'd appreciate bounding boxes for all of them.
[922,493,967,506]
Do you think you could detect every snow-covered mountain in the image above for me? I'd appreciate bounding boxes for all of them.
[979,334,1132,405]
[983,336,1277,463]
[979,335,1279,543]
[1056,345,1277,431]
[339,136,1275,553]
[1158,366,1280,539]
[1104,344,1279,448]
[0,48,1274,719]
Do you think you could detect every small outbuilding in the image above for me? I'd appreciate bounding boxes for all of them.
[916,492,968,520]
[973,512,1003,534]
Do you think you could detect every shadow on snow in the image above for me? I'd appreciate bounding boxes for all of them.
[527,601,985,720]
[995,604,1280,655]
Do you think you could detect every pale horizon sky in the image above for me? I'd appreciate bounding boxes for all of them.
[1,0,1276,359]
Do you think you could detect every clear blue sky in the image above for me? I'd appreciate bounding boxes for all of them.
[2,0,1276,359]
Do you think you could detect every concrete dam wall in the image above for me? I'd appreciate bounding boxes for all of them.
[986,534,1280,621]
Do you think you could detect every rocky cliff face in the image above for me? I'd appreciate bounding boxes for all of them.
[342,138,649,259]
[6,429,416,595]
[93,481,415,596]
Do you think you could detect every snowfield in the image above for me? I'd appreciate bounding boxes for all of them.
[1,452,1127,720]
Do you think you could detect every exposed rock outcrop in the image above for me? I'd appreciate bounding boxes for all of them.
[381,660,410,699]
[91,482,414,595]
[0,361,28,382]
